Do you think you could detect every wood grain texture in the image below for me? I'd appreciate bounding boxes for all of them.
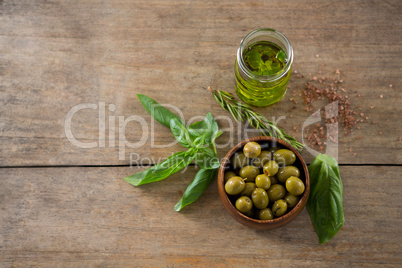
[0,0,401,166]
[0,166,401,266]
[0,1,401,265]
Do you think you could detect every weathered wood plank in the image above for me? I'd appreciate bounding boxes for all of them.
[0,166,401,266]
[0,0,401,166]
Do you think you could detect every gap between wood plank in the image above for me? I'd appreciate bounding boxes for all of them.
[0,163,401,169]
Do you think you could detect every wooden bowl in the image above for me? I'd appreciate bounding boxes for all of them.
[217,136,310,230]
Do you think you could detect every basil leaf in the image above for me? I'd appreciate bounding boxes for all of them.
[169,118,193,148]
[276,50,286,62]
[174,168,218,211]
[188,120,204,135]
[188,112,219,145]
[211,130,223,143]
[124,151,195,186]
[307,154,345,244]
[137,94,183,128]
[195,147,220,170]
[246,50,262,70]
[192,135,206,148]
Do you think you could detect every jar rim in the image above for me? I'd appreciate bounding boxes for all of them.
[237,28,293,82]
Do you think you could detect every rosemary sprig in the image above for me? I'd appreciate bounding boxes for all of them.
[208,86,304,152]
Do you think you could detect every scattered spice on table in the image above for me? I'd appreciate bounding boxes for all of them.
[285,62,384,153]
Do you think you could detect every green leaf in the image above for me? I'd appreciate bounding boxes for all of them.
[264,60,273,70]
[137,94,183,128]
[195,147,220,170]
[276,50,286,63]
[169,118,193,148]
[124,151,195,186]
[188,120,204,133]
[192,135,206,148]
[188,112,219,145]
[246,50,262,70]
[211,130,223,143]
[174,168,218,211]
[187,121,204,141]
[307,154,345,244]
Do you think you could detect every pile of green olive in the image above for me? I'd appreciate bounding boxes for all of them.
[224,141,305,220]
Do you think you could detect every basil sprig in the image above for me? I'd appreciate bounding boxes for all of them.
[124,94,222,211]
[307,154,345,244]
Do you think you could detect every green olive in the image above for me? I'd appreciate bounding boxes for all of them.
[277,166,300,183]
[235,196,253,213]
[272,199,287,217]
[243,142,261,158]
[231,152,249,169]
[240,182,257,197]
[225,176,245,195]
[258,208,274,220]
[252,150,271,168]
[239,165,260,182]
[269,176,280,185]
[224,171,237,183]
[284,193,300,208]
[267,184,286,202]
[243,207,255,218]
[286,176,305,196]
[251,188,269,209]
[255,174,271,190]
[263,160,279,176]
[273,149,296,166]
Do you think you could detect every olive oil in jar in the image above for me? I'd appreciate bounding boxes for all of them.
[235,29,293,107]
[243,41,287,76]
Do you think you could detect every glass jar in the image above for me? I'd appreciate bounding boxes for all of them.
[235,28,293,107]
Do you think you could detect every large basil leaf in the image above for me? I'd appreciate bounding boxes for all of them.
[124,150,195,186]
[174,168,218,211]
[194,147,220,170]
[307,154,345,244]
[169,118,193,148]
[137,94,183,128]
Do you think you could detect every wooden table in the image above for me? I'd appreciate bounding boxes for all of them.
[1,0,401,266]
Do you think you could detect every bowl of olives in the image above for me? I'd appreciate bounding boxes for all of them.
[217,136,310,230]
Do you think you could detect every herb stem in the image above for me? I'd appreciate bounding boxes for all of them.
[208,86,304,152]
